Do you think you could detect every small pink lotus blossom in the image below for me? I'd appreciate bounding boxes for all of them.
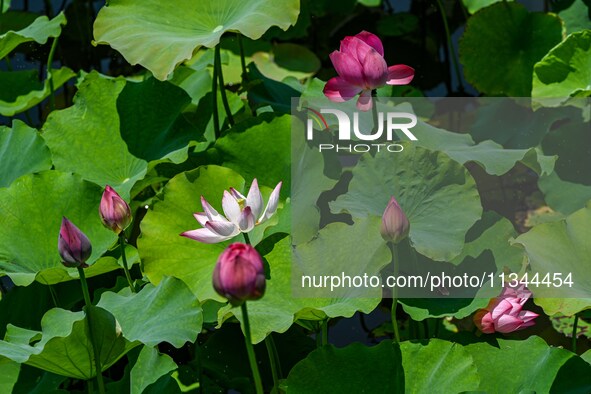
[323,31,414,111]
[181,179,282,244]
[213,243,266,306]
[474,283,539,334]
[99,185,132,234]
[380,196,410,244]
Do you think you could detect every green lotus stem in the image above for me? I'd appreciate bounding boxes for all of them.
[243,231,251,245]
[434,0,464,92]
[118,233,136,293]
[572,313,579,353]
[46,36,59,112]
[241,302,264,394]
[48,285,60,307]
[389,243,401,343]
[423,319,430,339]
[212,45,220,139]
[265,336,280,391]
[267,334,283,378]
[215,44,235,127]
[77,267,106,394]
[237,33,248,82]
[371,89,380,134]
[321,319,329,346]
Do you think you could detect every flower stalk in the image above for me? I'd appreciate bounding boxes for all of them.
[265,336,280,392]
[46,36,59,112]
[389,242,401,343]
[572,313,579,353]
[434,0,464,93]
[77,267,105,394]
[119,233,135,293]
[241,302,264,394]
[215,44,235,127]
[212,44,220,139]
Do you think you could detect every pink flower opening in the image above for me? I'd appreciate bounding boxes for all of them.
[474,283,539,334]
[323,31,415,111]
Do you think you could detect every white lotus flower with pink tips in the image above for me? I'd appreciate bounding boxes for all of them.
[181,179,282,244]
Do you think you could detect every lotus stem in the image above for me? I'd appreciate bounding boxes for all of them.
[389,242,401,343]
[572,313,579,353]
[434,0,464,93]
[265,336,280,392]
[215,44,235,127]
[241,302,264,394]
[237,33,248,82]
[118,233,136,293]
[212,45,220,139]
[46,36,59,112]
[77,267,106,394]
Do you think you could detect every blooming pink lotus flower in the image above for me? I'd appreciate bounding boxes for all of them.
[213,243,266,306]
[99,185,132,234]
[474,284,539,334]
[181,179,282,244]
[323,31,415,111]
[58,217,92,268]
[380,196,410,244]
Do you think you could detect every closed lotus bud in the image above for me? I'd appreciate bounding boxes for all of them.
[99,185,132,234]
[380,196,410,243]
[213,243,266,306]
[58,217,92,268]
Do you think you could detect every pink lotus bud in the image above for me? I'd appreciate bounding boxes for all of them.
[213,243,266,306]
[58,217,92,268]
[99,185,132,234]
[380,196,410,243]
[474,284,539,334]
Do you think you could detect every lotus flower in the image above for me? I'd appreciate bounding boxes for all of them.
[380,196,410,244]
[213,243,266,306]
[99,185,132,234]
[181,179,282,244]
[323,31,415,111]
[58,217,92,268]
[474,284,539,334]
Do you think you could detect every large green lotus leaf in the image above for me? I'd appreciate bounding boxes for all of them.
[533,30,591,105]
[539,172,591,215]
[117,77,202,164]
[0,67,76,116]
[399,212,520,320]
[139,165,245,301]
[459,2,563,96]
[130,346,177,394]
[0,307,137,379]
[409,118,556,176]
[330,144,482,261]
[97,276,202,348]
[401,340,480,392]
[0,11,65,59]
[541,116,591,186]
[0,171,118,286]
[462,0,511,14]
[0,357,19,393]
[93,0,300,80]
[214,114,290,197]
[218,222,389,344]
[0,120,51,188]
[512,203,591,315]
[285,341,404,393]
[291,119,338,245]
[559,0,591,34]
[466,336,591,393]
[252,43,320,81]
[42,71,147,198]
